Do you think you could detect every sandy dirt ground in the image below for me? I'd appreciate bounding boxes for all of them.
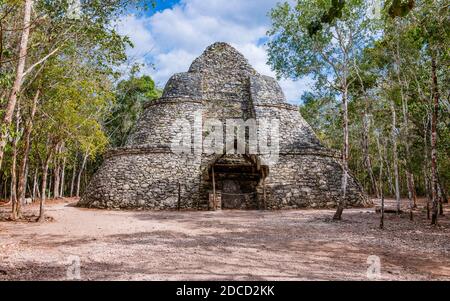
[0,198,449,281]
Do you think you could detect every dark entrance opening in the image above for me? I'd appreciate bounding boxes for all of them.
[207,155,268,210]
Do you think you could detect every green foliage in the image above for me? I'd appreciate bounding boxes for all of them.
[307,0,346,36]
[267,0,376,85]
[105,74,162,147]
[268,0,449,196]
[0,0,155,199]
[387,0,415,18]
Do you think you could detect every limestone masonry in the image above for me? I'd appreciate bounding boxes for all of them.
[78,42,370,210]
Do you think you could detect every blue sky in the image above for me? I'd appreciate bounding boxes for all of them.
[117,0,313,104]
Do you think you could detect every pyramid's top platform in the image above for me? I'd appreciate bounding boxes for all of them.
[188,42,257,75]
[161,42,287,104]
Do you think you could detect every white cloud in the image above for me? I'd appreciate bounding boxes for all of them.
[115,14,155,58]
[116,0,312,104]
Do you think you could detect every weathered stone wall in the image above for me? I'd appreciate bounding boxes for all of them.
[126,99,202,147]
[261,154,369,209]
[250,75,285,105]
[78,150,202,209]
[253,103,322,151]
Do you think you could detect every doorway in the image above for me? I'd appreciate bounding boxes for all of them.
[207,154,267,209]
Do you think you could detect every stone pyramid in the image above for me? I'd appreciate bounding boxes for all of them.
[79,42,369,210]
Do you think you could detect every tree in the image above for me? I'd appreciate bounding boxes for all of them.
[1,0,150,220]
[105,74,161,147]
[0,0,137,169]
[0,0,33,169]
[268,0,377,219]
[269,0,449,226]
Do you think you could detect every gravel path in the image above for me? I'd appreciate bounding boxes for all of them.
[0,198,449,280]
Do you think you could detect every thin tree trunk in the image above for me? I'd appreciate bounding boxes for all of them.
[53,166,60,198]
[9,176,13,203]
[23,162,29,198]
[395,33,416,216]
[60,155,66,198]
[53,144,62,198]
[334,84,349,221]
[10,138,19,220]
[406,171,414,221]
[16,89,39,217]
[425,173,431,219]
[411,176,417,208]
[38,138,54,222]
[70,159,77,197]
[354,62,378,198]
[47,171,52,200]
[376,135,385,229]
[32,167,38,200]
[76,151,88,198]
[362,114,378,197]
[0,0,33,169]
[430,54,439,226]
[10,103,21,220]
[423,114,431,219]
[383,148,395,196]
[391,101,401,215]
[38,157,51,222]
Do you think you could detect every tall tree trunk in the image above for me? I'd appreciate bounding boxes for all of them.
[362,114,379,198]
[38,157,51,222]
[76,151,88,198]
[376,135,385,229]
[354,63,378,198]
[425,173,431,219]
[406,172,414,220]
[38,139,54,222]
[16,89,39,217]
[60,155,66,198]
[70,159,77,197]
[32,167,38,200]
[391,101,401,215]
[10,103,21,220]
[53,144,62,198]
[334,84,349,221]
[0,0,33,169]
[383,146,395,196]
[10,138,19,220]
[400,93,415,217]
[395,33,416,215]
[53,166,60,198]
[430,54,439,226]
[23,162,29,198]
[47,171,52,199]
[411,176,417,207]
[423,114,431,219]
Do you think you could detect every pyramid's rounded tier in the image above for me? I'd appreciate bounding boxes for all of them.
[125,97,325,154]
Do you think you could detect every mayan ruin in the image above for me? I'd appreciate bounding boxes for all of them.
[1,0,449,283]
[78,43,368,210]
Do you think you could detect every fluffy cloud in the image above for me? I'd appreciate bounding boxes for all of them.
[115,0,312,104]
